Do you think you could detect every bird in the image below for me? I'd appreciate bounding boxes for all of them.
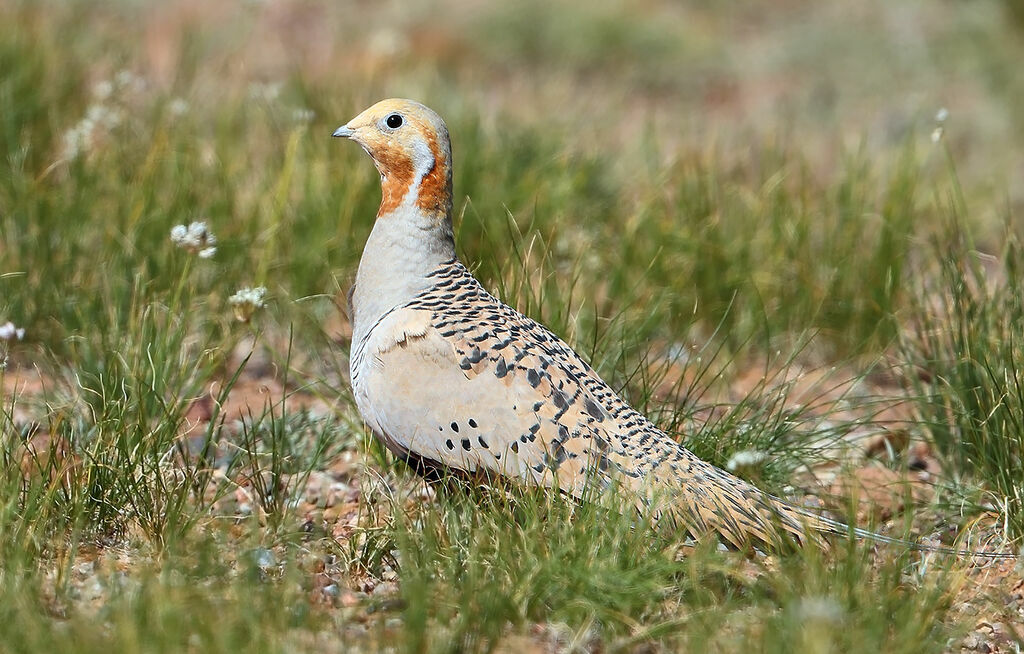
[330,98,1007,553]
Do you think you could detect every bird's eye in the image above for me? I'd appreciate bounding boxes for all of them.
[385,114,403,129]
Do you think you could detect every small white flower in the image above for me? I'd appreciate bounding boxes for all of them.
[291,107,315,123]
[114,70,146,94]
[93,80,114,100]
[170,221,217,257]
[170,224,187,242]
[85,103,123,130]
[931,108,949,144]
[62,124,92,159]
[61,103,124,160]
[0,321,25,341]
[725,449,768,474]
[229,286,267,323]
[168,98,190,117]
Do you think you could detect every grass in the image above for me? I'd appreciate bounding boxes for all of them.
[1,0,1023,651]
[902,215,1024,539]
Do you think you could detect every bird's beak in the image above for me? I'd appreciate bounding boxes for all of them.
[332,124,355,138]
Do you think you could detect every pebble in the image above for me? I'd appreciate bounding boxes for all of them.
[253,547,277,570]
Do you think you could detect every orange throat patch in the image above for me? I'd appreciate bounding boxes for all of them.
[415,129,450,216]
[373,126,451,220]
[375,149,415,217]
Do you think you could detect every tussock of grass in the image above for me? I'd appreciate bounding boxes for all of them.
[903,222,1024,539]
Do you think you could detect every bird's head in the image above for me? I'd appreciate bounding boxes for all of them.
[334,98,453,219]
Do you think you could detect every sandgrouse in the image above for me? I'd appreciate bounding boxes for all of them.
[331,99,905,550]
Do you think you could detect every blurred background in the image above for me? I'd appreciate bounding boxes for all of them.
[4,0,1024,349]
[18,0,1022,186]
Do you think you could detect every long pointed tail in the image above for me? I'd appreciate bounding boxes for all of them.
[661,454,1016,559]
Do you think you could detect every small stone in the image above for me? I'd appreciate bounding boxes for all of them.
[961,632,984,650]
[253,548,276,570]
[372,581,398,596]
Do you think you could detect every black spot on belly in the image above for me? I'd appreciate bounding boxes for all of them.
[478,437,489,449]
[527,369,541,388]
[468,418,478,428]
[451,421,459,432]
[511,441,519,453]
[495,358,508,378]
[461,438,471,451]
[445,439,454,450]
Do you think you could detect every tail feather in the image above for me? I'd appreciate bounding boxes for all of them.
[769,496,1018,559]
[661,456,1016,559]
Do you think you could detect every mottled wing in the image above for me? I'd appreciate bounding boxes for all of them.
[357,261,830,548]
[354,310,642,499]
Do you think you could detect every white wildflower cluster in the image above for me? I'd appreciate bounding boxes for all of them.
[170,221,217,258]
[62,104,124,160]
[0,321,25,371]
[113,70,146,95]
[931,107,949,144]
[725,449,768,475]
[291,107,315,123]
[63,70,146,160]
[228,286,267,323]
[0,321,25,341]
